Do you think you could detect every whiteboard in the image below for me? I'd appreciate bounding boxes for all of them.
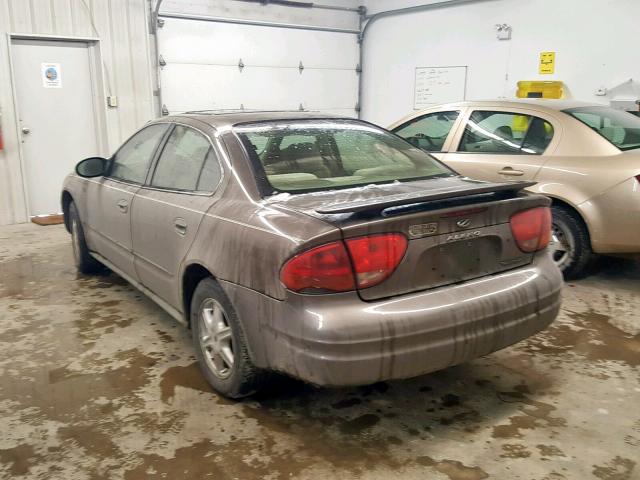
[414,66,467,109]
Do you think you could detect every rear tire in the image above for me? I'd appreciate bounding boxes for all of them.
[191,278,266,398]
[69,202,102,274]
[550,205,595,280]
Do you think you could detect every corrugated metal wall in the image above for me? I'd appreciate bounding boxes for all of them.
[0,0,155,225]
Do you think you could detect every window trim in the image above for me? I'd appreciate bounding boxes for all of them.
[105,123,172,186]
[391,110,462,154]
[454,109,554,155]
[141,121,226,197]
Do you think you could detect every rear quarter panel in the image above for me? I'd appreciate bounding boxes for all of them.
[181,132,340,301]
[184,191,340,300]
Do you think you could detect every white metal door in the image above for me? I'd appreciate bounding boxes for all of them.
[11,39,100,216]
[157,17,359,117]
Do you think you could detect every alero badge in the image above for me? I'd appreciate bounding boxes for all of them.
[408,222,438,238]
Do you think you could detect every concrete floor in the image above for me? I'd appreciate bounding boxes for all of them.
[0,223,638,480]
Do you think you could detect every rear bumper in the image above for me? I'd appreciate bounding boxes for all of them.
[220,252,563,387]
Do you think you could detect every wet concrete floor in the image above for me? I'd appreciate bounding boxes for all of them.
[0,223,638,479]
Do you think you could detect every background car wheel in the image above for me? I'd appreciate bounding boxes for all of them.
[69,202,102,274]
[550,205,595,280]
[191,278,266,398]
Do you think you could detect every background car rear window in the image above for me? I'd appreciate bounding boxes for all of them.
[236,120,453,193]
[151,125,221,192]
[393,111,460,152]
[458,111,553,154]
[109,124,168,183]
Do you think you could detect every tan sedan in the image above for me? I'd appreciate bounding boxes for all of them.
[390,100,640,278]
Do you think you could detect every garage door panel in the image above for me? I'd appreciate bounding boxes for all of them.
[161,64,357,115]
[292,69,358,112]
[158,17,359,117]
[159,18,358,70]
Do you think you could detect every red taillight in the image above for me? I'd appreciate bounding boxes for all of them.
[635,174,640,185]
[345,233,408,288]
[280,233,408,293]
[280,241,355,293]
[510,207,552,253]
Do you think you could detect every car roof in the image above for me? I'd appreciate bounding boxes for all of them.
[427,99,606,113]
[160,110,352,129]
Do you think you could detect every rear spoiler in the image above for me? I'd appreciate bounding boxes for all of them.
[315,181,536,214]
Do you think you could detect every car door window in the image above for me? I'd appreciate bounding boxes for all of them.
[521,117,554,154]
[196,148,223,192]
[151,125,221,192]
[393,111,460,152]
[458,111,553,154]
[110,124,168,183]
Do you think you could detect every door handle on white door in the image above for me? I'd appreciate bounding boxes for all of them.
[498,167,524,176]
[174,218,187,235]
[21,127,31,135]
[116,199,129,213]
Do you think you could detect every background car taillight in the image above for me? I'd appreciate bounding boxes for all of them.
[635,174,640,185]
[280,233,407,293]
[345,234,408,288]
[510,207,552,253]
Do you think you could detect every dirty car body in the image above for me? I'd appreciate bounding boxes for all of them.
[62,112,562,397]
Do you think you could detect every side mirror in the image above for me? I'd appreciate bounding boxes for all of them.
[75,157,108,178]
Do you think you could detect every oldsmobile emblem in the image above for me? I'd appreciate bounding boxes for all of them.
[408,222,438,238]
[456,218,472,228]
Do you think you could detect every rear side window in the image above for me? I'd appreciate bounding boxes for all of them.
[393,111,460,152]
[151,125,221,192]
[564,106,640,151]
[110,124,168,183]
[458,111,553,154]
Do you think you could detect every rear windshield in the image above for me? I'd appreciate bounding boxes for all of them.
[564,106,640,151]
[234,119,453,193]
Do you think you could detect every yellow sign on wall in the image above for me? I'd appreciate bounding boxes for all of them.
[539,52,555,74]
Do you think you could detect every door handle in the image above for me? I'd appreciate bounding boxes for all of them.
[21,127,31,135]
[116,199,129,213]
[498,167,524,177]
[174,218,187,235]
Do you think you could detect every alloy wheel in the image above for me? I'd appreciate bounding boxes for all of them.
[549,220,574,271]
[198,298,234,379]
[71,217,81,266]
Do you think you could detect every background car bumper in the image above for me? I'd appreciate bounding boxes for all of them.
[220,251,563,387]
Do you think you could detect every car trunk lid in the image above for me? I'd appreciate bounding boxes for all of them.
[266,176,550,300]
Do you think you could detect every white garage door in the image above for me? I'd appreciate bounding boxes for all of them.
[157,16,360,117]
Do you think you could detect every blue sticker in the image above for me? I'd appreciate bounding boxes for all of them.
[45,67,58,81]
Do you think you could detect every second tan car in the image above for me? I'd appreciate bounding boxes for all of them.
[391,100,640,278]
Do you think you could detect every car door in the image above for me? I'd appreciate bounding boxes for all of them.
[131,123,224,309]
[84,123,170,280]
[392,109,463,161]
[441,109,556,182]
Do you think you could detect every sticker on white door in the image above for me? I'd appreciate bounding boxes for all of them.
[41,63,62,88]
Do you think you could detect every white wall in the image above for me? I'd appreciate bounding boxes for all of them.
[0,0,155,225]
[361,0,640,126]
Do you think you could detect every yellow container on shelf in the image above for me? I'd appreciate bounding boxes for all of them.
[516,80,563,99]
